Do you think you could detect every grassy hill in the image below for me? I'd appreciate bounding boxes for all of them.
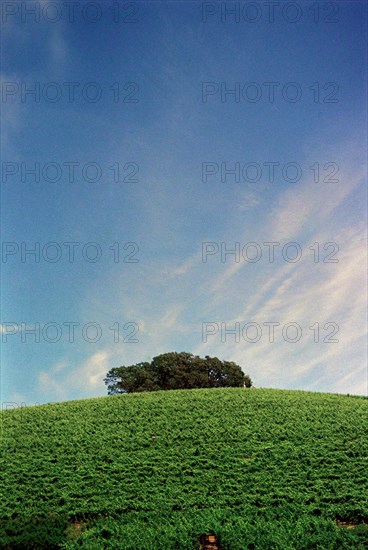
[1,387,367,549]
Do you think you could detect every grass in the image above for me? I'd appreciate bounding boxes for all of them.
[1,387,367,548]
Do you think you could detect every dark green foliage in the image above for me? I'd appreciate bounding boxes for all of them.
[0,513,69,549]
[1,388,367,548]
[104,352,250,394]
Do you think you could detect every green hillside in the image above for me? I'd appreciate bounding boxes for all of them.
[1,388,367,549]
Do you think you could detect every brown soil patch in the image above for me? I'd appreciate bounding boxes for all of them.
[336,519,366,529]
[198,533,220,549]
[65,520,87,540]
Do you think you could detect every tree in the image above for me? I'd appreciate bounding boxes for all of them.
[104,352,252,394]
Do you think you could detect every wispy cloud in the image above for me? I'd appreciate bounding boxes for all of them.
[49,29,68,67]
[194,224,367,394]
[38,351,111,402]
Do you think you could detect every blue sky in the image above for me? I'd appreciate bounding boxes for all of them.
[1,0,367,405]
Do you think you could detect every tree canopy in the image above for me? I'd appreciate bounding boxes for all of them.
[104,352,252,394]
